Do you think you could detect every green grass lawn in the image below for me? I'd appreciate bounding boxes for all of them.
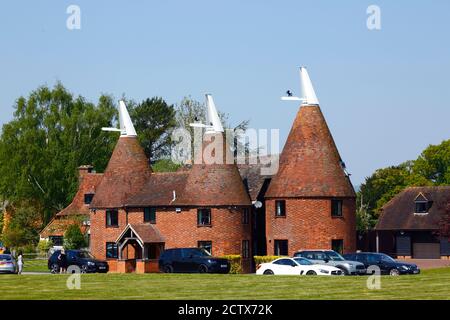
[1,268,449,300]
[23,259,48,273]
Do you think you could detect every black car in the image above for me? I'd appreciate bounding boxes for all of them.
[48,250,109,273]
[343,252,420,276]
[159,248,230,273]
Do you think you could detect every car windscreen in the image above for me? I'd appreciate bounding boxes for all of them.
[0,255,12,261]
[293,258,313,265]
[326,251,345,261]
[183,248,210,257]
[380,254,396,262]
[77,251,94,259]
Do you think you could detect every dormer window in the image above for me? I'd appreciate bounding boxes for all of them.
[415,201,428,214]
[84,193,94,205]
[414,192,429,214]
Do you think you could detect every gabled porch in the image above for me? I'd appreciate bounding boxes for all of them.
[115,223,165,273]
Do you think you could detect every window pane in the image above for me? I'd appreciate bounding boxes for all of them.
[84,193,94,204]
[275,200,286,217]
[198,241,212,255]
[332,239,344,254]
[144,207,156,223]
[242,208,249,224]
[106,210,118,227]
[106,242,118,258]
[197,209,211,225]
[274,240,288,256]
[332,200,343,217]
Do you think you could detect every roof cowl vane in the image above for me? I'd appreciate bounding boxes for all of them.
[102,100,137,137]
[189,94,224,133]
[281,66,320,106]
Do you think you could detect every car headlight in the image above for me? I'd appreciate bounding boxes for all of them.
[87,261,95,266]
[207,259,217,264]
[401,265,409,270]
[319,269,329,274]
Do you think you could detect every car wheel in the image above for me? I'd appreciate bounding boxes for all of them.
[198,265,208,273]
[263,269,274,275]
[306,270,317,275]
[81,265,88,274]
[163,265,173,273]
[389,268,400,276]
[50,263,60,274]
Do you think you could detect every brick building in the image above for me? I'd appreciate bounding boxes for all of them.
[40,68,357,272]
[264,67,356,256]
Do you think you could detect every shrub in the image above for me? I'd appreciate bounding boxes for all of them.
[63,224,86,250]
[37,239,54,255]
[253,255,283,265]
[221,255,242,274]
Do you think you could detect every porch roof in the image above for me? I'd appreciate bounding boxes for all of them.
[115,223,165,244]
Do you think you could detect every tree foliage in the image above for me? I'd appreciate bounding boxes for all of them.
[63,224,86,250]
[0,83,118,224]
[129,97,177,161]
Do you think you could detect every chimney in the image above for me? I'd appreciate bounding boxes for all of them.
[78,165,94,182]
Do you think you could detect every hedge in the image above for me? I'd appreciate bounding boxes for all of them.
[253,255,284,265]
[220,255,242,274]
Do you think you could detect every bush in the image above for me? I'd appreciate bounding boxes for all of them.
[221,255,242,274]
[37,239,54,255]
[63,224,86,250]
[253,255,283,265]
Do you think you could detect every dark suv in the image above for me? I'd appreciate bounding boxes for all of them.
[48,250,109,273]
[159,248,230,273]
[343,252,420,276]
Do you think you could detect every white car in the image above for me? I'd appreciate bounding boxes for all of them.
[256,257,343,276]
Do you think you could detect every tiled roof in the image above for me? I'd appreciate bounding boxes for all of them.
[126,172,189,206]
[265,105,355,198]
[57,173,103,216]
[90,136,152,209]
[40,217,89,238]
[127,133,251,207]
[237,158,275,201]
[116,223,165,243]
[375,186,450,230]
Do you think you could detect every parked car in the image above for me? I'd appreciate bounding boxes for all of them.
[159,248,230,273]
[343,252,420,276]
[48,250,109,273]
[294,250,366,275]
[256,257,343,275]
[0,254,17,274]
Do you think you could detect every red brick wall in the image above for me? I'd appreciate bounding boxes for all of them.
[265,198,356,256]
[90,207,252,260]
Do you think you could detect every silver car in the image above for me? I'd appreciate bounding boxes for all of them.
[294,250,366,275]
[0,254,17,274]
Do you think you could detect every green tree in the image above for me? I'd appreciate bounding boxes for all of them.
[174,96,250,161]
[129,97,177,161]
[63,224,86,250]
[1,204,41,247]
[0,83,118,224]
[413,139,450,185]
[152,159,182,172]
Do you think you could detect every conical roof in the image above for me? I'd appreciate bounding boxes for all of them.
[182,132,251,206]
[90,136,152,208]
[265,105,355,198]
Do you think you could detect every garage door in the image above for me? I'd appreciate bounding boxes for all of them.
[413,243,440,259]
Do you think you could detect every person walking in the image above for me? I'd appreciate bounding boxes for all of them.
[58,249,67,274]
[17,251,24,275]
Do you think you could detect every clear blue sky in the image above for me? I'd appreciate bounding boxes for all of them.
[1,1,449,186]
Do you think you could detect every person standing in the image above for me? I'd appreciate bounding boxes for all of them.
[17,251,24,275]
[58,249,67,274]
